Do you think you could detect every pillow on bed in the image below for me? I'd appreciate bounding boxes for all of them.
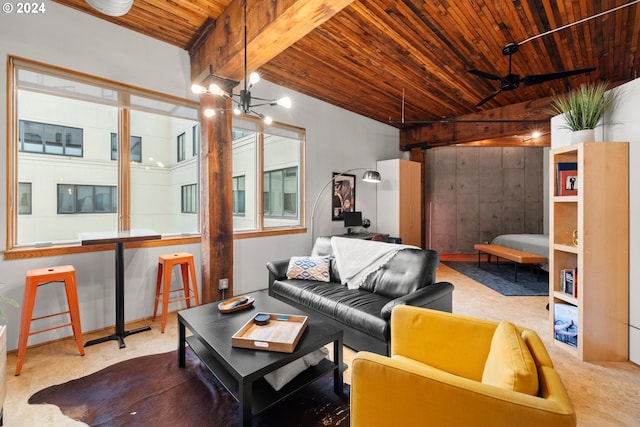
[286,256,330,282]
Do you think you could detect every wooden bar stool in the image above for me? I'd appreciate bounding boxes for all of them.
[153,252,199,333]
[16,265,84,376]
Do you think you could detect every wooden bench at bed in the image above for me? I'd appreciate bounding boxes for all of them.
[473,243,548,282]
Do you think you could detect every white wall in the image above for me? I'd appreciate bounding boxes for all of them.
[550,77,640,363]
[0,3,400,351]
[232,79,401,292]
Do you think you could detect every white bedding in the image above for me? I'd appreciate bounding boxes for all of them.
[490,234,549,271]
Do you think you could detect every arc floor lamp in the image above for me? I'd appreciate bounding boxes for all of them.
[310,168,382,246]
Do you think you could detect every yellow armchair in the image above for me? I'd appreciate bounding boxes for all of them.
[350,306,576,427]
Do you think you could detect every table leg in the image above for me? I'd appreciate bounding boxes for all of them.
[239,379,252,427]
[85,241,150,348]
[333,336,344,395]
[178,320,186,367]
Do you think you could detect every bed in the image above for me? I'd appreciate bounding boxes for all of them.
[490,234,549,271]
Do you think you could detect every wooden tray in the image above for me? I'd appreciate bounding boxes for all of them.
[218,296,255,313]
[232,313,308,353]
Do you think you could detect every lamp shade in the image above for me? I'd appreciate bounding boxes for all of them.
[362,170,382,183]
[85,0,133,17]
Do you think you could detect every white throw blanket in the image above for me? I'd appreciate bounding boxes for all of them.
[330,236,419,289]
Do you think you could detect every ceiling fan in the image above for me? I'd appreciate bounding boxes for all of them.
[469,43,596,107]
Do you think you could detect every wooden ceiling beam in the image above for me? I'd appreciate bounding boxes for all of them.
[400,96,554,150]
[190,0,355,82]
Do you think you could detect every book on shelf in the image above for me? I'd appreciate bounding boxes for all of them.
[560,268,577,296]
[556,162,578,196]
[554,303,578,347]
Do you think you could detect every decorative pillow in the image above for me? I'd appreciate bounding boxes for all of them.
[264,347,329,391]
[286,256,330,282]
[481,321,539,396]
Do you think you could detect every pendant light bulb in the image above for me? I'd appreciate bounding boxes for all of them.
[277,97,292,108]
[191,84,206,94]
[208,83,223,96]
[204,108,216,118]
[249,72,260,86]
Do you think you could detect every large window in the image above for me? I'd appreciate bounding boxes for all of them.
[232,117,304,232]
[8,57,200,248]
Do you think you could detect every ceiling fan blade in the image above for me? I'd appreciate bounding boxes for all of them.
[469,69,503,81]
[522,67,596,87]
[476,88,502,107]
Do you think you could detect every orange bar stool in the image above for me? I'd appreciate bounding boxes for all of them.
[16,265,85,376]
[153,252,199,333]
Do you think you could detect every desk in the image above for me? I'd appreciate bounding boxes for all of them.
[332,232,390,241]
[80,230,161,348]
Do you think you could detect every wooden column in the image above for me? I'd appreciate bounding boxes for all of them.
[199,80,236,303]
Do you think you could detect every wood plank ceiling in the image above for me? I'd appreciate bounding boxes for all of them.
[53,0,640,148]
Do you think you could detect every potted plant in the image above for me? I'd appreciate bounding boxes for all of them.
[546,81,615,144]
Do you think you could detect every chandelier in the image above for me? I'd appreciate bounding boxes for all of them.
[85,0,133,17]
[190,0,292,124]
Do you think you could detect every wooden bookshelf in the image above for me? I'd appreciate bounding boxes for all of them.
[549,142,629,361]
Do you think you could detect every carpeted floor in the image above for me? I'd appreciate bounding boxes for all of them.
[443,261,548,296]
[28,347,350,427]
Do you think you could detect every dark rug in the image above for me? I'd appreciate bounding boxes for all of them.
[28,348,350,426]
[443,261,549,296]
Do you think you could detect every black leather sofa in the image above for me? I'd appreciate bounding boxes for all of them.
[267,237,454,355]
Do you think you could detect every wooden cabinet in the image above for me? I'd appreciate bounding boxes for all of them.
[549,142,629,361]
[376,159,422,247]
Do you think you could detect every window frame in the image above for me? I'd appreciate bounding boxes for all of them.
[232,116,306,237]
[5,56,201,256]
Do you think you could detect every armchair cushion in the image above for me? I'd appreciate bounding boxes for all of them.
[482,321,539,396]
[286,256,330,282]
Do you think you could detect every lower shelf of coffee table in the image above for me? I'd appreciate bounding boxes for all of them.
[186,335,338,415]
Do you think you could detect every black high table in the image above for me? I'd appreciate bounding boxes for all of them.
[80,230,161,348]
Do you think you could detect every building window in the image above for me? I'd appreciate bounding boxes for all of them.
[57,184,117,214]
[177,132,185,162]
[232,116,304,232]
[263,167,298,218]
[8,56,200,248]
[18,182,32,215]
[192,125,198,157]
[233,175,245,216]
[18,120,83,157]
[181,184,197,213]
[111,133,142,163]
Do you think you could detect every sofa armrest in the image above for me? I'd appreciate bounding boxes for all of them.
[267,259,290,283]
[380,281,454,321]
[351,351,576,427]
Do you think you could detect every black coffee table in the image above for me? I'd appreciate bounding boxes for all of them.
[178,291,344,427]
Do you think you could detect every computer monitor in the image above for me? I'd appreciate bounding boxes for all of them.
[343,211,363,234]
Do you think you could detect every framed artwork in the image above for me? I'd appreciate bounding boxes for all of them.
[332,172,356,221]
[558,170,578,196]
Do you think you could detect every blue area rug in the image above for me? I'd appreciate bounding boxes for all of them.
[443,261,549,296]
